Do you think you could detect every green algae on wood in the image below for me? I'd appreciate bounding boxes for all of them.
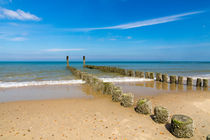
[203,79,208,88]
[196,78,202,87]
[153,106,169,124]
[135,98,152,114]
[120,93,134,107]
[178,76,183,85]
[112,88,122,102]
[150,72,154,79]
[170,75,176,84]
[187,77,193,86]
[171,114,194,138]
[156,73,162,82]
[162,74,168,83]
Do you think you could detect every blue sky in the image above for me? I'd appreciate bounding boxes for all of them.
[0,0,210,61]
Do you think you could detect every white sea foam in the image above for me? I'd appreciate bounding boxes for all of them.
[191,74,210,80]
[0,77,153,88]
[0,80,85,88]
[100,77,153,83]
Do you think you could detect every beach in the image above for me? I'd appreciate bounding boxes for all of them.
[0,83,210,140]
[0,62,210,139]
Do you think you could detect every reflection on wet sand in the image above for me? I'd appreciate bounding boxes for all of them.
[187,86,193,91]
[145,81,154,88]
[135,81,209,92]
[115,80,210,97]
[156,82,162,90]
[170,84,176,91]
[178,84,184,91]
[162,82,168,90]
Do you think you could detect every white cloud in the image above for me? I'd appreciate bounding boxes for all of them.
[72,11,204,31]
[0,8,41,21]
[46,49,85,52]
[9,37,27,41]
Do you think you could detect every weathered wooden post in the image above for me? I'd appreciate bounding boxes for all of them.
[170,75,176,84]
[171,114,194,138]
[203,79,208,88]
[145,72,149,79]
[150,72,154,79]
[196,78,202,87]
[162,74,168,83]
[83,56,86,67]
[156,73,162,82]
[66,56,69,66]
[178,76,183,85]
[187,77,193,86]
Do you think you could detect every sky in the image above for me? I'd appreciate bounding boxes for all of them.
[0,0,210,61]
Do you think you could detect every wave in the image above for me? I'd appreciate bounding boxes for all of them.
[0,80,85,88]
[191,74,210,80]
[0,77,153,88]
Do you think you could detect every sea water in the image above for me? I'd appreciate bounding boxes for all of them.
[0,61,210,88]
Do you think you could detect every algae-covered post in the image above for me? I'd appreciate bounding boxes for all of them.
[171,114,194,138]
[203,79,208,88]
[170,75,176,84]
[153,106,169,124]
[187,77,193,86]
[178,76,183,85]
[156,73,162,82]
[196,78,202,87]
[145,72,150,79]
[83,56,86,67]
[66,56,69,66]
[150,72,154,79]
[162,74,168,83]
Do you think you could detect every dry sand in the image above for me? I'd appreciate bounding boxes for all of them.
[0,84,210,140]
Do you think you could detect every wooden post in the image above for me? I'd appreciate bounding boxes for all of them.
[66,56,69,66]
[83,56,85,67]
[196,78,202,87]
[156,73,162,82]
[178,76,183,85]
[145,72,149,79]
[162,74,168,83]
[203,79,208,88]
[170,75,176,84]
[150,72,154,79]
[187,77,193,86]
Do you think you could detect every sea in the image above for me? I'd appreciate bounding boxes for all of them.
[0,61,210,88]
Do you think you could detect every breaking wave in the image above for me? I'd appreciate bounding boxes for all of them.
[0,77,153,88]
[0,80,85,88]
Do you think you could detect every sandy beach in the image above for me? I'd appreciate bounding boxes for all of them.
[0,84,209,140]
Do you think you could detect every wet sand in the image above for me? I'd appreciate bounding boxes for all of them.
[0,84,210,140]
[0,85,92,102]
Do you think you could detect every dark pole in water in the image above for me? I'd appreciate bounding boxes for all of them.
[83,56,86,67]
[66,56,69,66]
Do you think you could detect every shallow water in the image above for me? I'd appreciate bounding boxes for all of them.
[0,85,93,102]
[1,61,210,88]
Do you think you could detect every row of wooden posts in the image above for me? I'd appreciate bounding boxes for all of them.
[66,64,195,138]
[66,56,208,88]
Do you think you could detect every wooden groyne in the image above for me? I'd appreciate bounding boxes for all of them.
[67,64,195,138]
[67,65,134,106]
[85,65,209,89]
